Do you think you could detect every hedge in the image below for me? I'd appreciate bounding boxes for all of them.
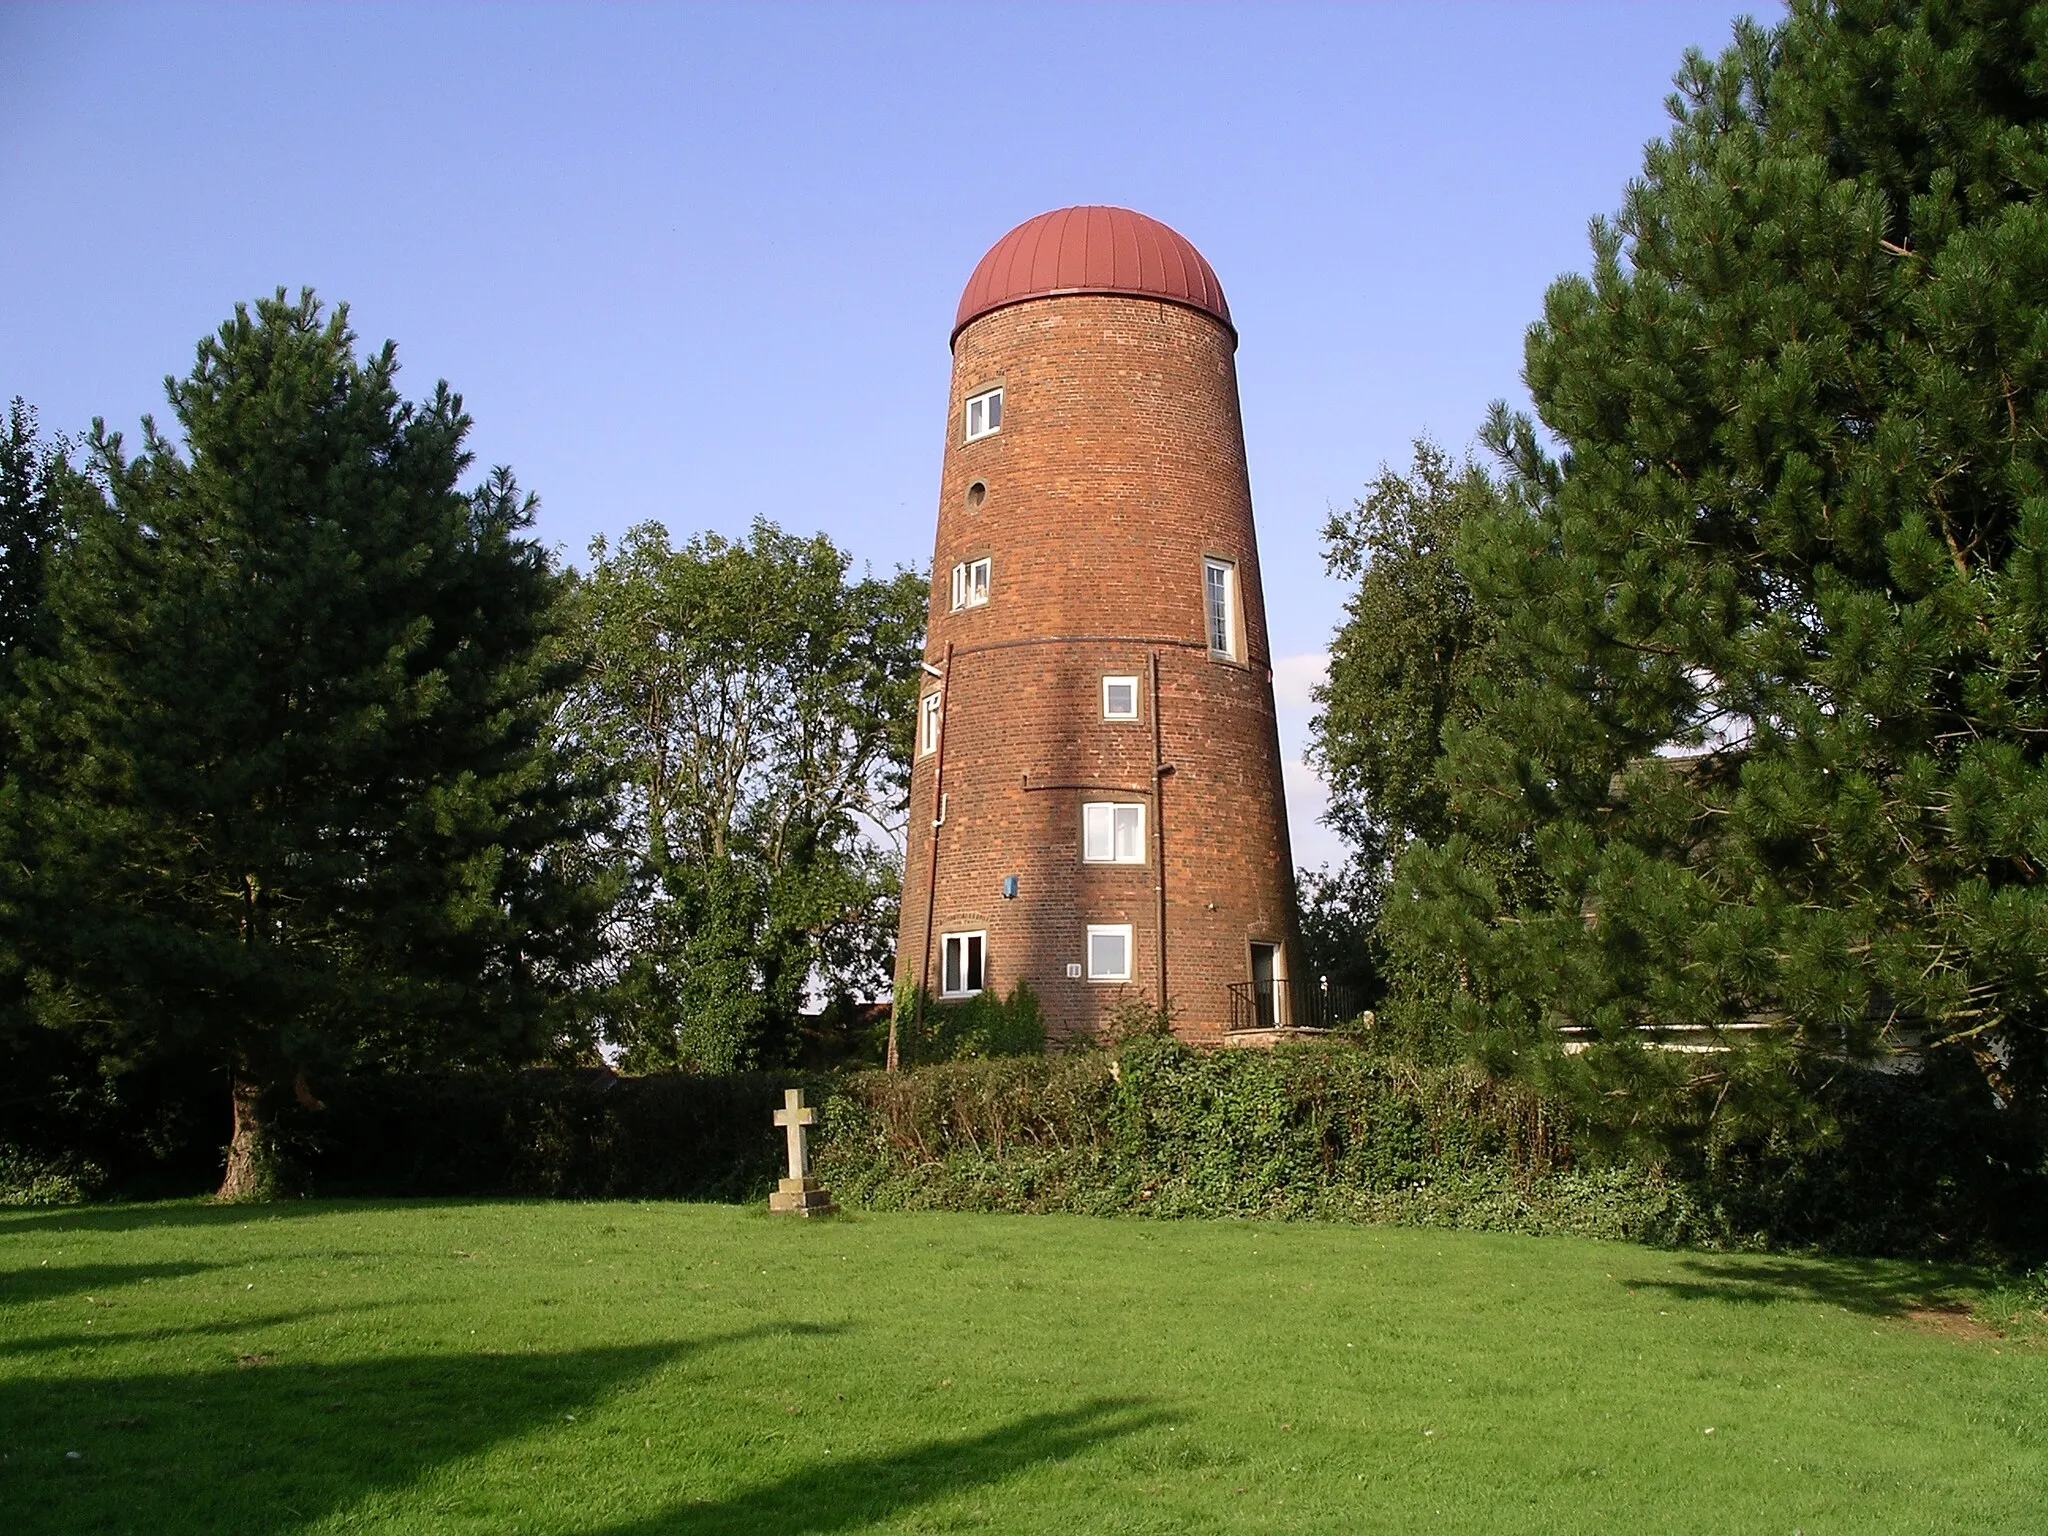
[283,1068,833,1201]
[4,1037,2041,1263]
[815,1038,2047,1260]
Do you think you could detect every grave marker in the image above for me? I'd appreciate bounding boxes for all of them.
[768,1088,837,1216]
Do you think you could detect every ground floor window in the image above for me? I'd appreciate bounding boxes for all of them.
[941,930,985,996]
[1086,924,1132,981]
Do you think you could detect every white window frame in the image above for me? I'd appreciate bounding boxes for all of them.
[1204,557,1238,659]
[1082,801,1146,864]
[964,386,1004,442]
[1101,675,1140,721]
[940,930,986,998]
[919,692,941,757]
[1086,923,1133,982]
[951,557,991,611]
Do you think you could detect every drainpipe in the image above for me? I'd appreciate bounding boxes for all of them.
[1150,651,1168,1015]
[897,640,954,1072]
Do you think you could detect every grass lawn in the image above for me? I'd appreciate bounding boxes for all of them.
[1,1201,2041,1533]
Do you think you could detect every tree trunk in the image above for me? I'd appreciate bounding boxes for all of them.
[217,1071,276,1202]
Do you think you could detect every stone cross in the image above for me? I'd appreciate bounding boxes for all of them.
[768,1088,836,1216]
[774,1087,817,1179]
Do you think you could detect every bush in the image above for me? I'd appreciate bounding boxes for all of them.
[815,1037,2047,1262]
[0,1143,105,1206]
[0,1034,227,1198]
[816,1036,1643,1229]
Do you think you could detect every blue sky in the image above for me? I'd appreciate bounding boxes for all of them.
[2,1,1755,866]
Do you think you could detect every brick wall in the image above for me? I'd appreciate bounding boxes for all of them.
[896,293,1303,1044]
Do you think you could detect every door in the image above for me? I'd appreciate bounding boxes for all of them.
[1250,943,1279,1026]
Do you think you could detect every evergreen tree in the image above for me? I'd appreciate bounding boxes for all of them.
[1397,0,2048,1139]
[18,292,606,1197]
[0,400,76,689]
[566,521,925,1071]
[0,401,96,1125]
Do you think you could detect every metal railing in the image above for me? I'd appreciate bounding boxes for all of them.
[1226,977,1366,1034]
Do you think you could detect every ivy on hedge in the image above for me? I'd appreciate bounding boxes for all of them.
[816,1039,2045,1261]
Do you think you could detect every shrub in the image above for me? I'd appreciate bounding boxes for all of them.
[0,1143,105,1206]
[0,1037,227,1198]
[816,1037,2047,1262]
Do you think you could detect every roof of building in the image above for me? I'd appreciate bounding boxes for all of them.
[953,206,1232,343]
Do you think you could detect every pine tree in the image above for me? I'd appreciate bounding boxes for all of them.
[1396,1,2048,1135]
[0,400,75,687]
[20,292,607,1196]
[0,400,93,1110]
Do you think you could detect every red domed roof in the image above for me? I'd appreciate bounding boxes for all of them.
[953,206,1231,343]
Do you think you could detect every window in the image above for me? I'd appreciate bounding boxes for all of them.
[941,931,985,997]
[951,558,990,611]
[1082,801,1145,864]
[1086,924,1133,981]
[919,692,941,756]
[1102,675,1139,721]
[1204,558,1237,658]
[964,387,1003,441]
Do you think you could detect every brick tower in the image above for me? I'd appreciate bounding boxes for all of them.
[897,205,1303,1046]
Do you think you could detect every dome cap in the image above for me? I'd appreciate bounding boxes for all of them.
[953,206,1231,344]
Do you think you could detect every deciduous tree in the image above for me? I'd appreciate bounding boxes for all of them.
[566,521,924,1071]
[1308,441,1521,1022]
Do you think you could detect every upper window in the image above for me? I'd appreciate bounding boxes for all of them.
[1102,676,1139,721]
[964,387,1004,442]
[1082,801,1146,864]
[1086,924,1133,982]
[941,930,986,997]
[951,558,990,611]
[919,692,941,757]
[1204,557,1238,659]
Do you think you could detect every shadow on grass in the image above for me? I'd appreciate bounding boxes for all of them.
[0,1322,839,1536]
[0,1196,538,1240]
[586,1398,1168,1536]
[0,1259,221,1307]
[0,1304,381,1358]
[1625,1255,1985,1317]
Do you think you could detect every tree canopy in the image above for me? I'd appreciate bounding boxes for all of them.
[10,291,605,1195]
[1382,0,2048,1133]
[1307,440,1516,1027]
[565,520,925,1072]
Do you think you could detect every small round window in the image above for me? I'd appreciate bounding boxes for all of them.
[965,480,987,509]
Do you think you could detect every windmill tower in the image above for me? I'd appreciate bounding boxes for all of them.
[897,205,1303,1045]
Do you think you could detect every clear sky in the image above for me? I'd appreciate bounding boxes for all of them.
[2,1,1756,868]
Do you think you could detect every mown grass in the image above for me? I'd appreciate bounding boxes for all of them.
[1,1200,2042,1533]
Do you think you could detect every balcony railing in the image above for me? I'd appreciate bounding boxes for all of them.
[1226,977,1366,1034]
